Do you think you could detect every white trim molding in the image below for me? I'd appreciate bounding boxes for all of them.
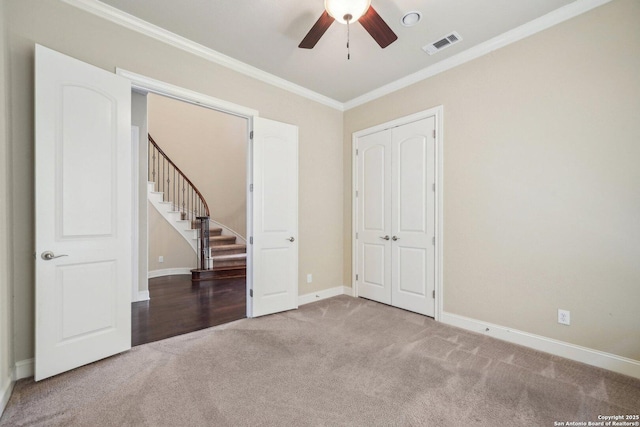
[134,290,150,303]
[441,312,640,380]
[298,286,351,306]
[62,0,343,111]
[343,0,612,109]
[1,373,14,417]
[148,268,193,279]
[116,69,259,118]
[63,0,610,112]
[14,359,34,380]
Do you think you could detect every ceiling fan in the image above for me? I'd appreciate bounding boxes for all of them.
[299,0,398,51]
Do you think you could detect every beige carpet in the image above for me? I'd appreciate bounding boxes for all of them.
[2,296,639,426]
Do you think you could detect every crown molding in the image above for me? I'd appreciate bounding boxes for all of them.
[343,0,612,110]
[61,0,611,113]
[60,0,345,111]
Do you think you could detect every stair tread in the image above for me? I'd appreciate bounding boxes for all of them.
[211,244,246,250]
[209,235,235,241]
[211,253,246,260]
[192,231,226,240]
[192,266,245,272]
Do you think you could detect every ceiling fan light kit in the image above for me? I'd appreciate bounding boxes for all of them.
[325,0,371,24]
[299,0,398,51]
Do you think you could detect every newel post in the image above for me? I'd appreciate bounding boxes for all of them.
[197,216,211,270]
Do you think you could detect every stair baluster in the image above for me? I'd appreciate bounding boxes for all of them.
[148,134,210,223]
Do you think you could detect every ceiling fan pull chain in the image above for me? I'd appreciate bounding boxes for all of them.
[347,18,351,60]
[345,13,352,60]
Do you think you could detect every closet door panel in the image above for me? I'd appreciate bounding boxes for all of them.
[356,130,392,304]
[391,117,436,316]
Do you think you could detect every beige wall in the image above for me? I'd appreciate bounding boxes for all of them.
[148,202,197,272]
[4,0,344,363]
[0,0,15,410]
[6,0,634,373]
[344,0,640,360]
[147,94,248,237]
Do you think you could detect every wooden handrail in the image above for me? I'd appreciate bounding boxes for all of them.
[148,134,210,219]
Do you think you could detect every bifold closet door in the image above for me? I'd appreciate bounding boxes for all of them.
[356,116,436,317]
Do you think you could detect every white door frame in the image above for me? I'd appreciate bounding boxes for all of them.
[351,106,444,320]
[131,126,140,303]
[116,69,259,318]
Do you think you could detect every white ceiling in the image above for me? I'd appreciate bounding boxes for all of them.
[96,0,580,104]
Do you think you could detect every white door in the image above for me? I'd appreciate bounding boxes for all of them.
[35,45,132,381]
[355,116,436,317]
[356,130,392,304]
[251,117,298,317]
[391,117,436,316]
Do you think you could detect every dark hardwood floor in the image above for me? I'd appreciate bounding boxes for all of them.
[131,275,246,346]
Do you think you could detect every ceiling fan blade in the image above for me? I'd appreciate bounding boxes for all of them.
[359,6,398,48]
[299,11,335,49]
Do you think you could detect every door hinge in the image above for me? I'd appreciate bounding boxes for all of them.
[432,290,435,299]
[356,274,359,281]
[250,236,253,244]
[355,190,358,197]
[249,184,253,192]
[432,183,436,192]
[356,149,359,156]
[432,236,435,245]
[250,289,253,297]
[433,129,436,138]
[250,131,254,139]
[355,232,358,239]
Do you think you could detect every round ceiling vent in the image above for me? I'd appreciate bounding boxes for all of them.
[401,11,422,27]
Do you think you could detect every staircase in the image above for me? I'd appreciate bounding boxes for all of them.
[191,222,247,281]
[147,134,246,280]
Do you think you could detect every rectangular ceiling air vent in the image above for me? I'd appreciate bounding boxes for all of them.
[422,32,462,55]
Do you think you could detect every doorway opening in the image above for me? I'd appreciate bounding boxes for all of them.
[120,68,299,345]
[130,90,251,346]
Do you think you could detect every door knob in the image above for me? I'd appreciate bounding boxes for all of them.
[379,235,390,240]
[41,251,69,261]
[287,237,295,242]
[392,236,399,241]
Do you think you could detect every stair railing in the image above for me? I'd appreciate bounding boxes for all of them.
[148,134,210,223]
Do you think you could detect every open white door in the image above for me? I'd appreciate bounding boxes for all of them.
[35,45,132,381]
[251,118,298,317]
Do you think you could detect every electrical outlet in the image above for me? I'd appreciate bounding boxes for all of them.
[558,309,570,325]
[158,256,164,263]
[307,274,313,284]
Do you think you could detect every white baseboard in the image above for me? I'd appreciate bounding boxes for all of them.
[1,373,14,417]
[148,268,192,278]
[134,290,150,302]
[298,286,351,306]
[440,311,640,380]
[14,358,34,380]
